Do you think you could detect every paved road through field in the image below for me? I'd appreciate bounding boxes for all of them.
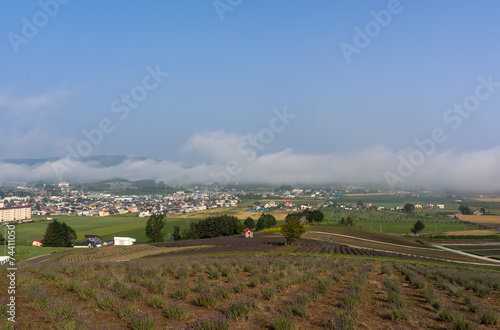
[300,193,331,224]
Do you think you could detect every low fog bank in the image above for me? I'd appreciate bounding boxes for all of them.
[1,144,500,194]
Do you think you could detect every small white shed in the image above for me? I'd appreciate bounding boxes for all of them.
[114,237,136,246]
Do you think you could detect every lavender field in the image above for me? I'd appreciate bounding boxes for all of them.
[1,250,499,329]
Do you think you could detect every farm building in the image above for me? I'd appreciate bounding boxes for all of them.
[114,237,136,246]
[73,241,95,248]
[437,204,445,209]
[85,234,103,245]
[244,228,254,238]
[0,256,10,265]
[32,239,42,247]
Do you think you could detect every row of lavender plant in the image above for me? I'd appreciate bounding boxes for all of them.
[407,263,497,297]
[276,259,361,324]
[187,257,356,329]
[393,263,489,328]
[156,256,341,328]
[18,255,358,328]
[381,262,409,321]
[407,263,498,326]
[325,262,374,330]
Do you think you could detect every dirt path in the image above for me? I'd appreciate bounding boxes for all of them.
[308,231,438,251]
[433,245,500,264]
[308,230,500,267]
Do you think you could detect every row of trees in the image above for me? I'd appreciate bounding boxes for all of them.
[282,209,324,224]
[244,213,277,231]
[339,216,354,227]
[179,215,245,240]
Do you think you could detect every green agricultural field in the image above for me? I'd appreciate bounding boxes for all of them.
[317,220,477,235]
[12,213,204,246]
[335,194,500,215]
[323,209,459,223]
[354,221,478,235]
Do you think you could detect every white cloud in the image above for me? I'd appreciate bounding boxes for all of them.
[0,89,68,113]
[1,131,500,193]
[183,130,250,162]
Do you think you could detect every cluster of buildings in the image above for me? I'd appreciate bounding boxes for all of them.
[0,189,241,223]
[244,200,313,213]
[333,202,450,212]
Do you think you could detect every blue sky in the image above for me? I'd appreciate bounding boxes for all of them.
[1,0,500,190]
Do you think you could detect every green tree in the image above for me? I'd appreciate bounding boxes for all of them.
[411,220,425,235]
[458,204,472,215]
[403,203,415,214]
[145,214,166,243]
[480,207,486,215]
[194,215,244,238]
[307,210,324,224]
[284,212,304,222]
[244,217,255,230]
[41,220,77,247]
[182,222,199,240]
[259,213,277,229]
[339,216,354,227]
[256,216,265,231]
[173,225,181,241]
[281,218,306,245]
[346,216,354,227]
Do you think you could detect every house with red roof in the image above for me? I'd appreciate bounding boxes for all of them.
[244,228,254,238]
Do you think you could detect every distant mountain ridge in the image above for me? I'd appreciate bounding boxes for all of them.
[1,155,152,167]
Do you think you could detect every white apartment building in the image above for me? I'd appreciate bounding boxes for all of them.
[0,205,32,222]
